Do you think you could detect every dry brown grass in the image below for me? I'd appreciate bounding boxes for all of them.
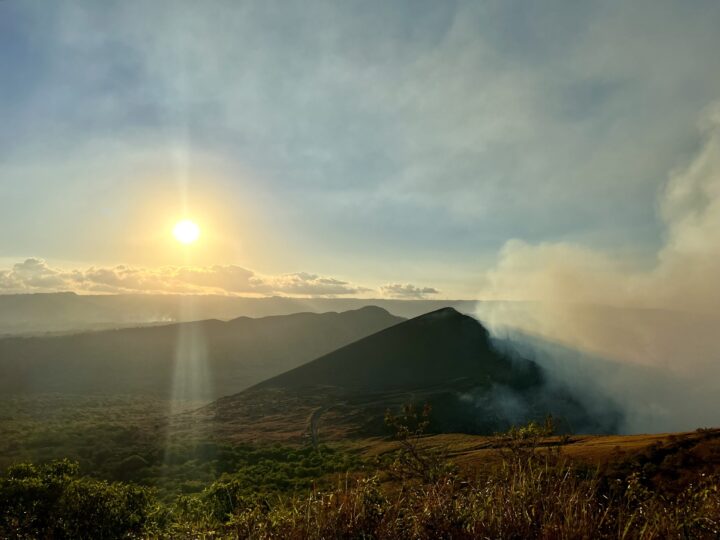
[178,457,719,539]
[165,427,720,539]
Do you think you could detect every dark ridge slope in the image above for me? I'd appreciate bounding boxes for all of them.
[205,308,622,438]
[255,307,542,392]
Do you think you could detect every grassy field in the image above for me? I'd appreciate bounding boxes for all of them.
[2,395,719,538]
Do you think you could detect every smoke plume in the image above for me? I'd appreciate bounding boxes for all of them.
[476,106,720,433]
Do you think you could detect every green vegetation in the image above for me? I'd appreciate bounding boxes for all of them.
[2,405,719,539]
[0,395,363,501]
[0,460,155,539]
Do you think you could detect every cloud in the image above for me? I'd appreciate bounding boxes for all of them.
[0,260,366,297]
[261,272,371,296]
[1,258,68,289]
[381,283,439,299]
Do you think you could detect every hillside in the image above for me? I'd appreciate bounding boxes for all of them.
[255,307,540,392]
[0,306,403,399]
[198,308,620,442]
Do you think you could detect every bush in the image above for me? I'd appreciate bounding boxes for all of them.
[0,459,157,539]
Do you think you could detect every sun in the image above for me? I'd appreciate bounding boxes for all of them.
[173,219,200,244]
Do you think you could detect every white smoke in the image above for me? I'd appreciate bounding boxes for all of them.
[476,106,720,433]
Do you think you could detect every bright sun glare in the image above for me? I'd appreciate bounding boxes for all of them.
[173,219,200,244]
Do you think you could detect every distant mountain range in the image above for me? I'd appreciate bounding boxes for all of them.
[0,292,478,336]
[0,306,404,399]
[197,308,619,443]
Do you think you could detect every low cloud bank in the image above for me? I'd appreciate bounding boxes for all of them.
[0,260,370,297]
[0,260,444,300]
[476,107,720,433]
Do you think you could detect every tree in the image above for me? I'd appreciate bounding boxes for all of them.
[383,403,455,483]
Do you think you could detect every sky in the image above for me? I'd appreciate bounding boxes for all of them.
[1,0,720,301]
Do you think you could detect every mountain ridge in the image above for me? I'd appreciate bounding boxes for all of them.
[253,307,541,393]
[197,307,619,443]
[0,306,404,399]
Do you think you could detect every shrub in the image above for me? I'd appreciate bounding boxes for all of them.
[0,459,157,539]
[384,403,456,483]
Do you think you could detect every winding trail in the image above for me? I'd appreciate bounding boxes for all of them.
[308,406,329,447]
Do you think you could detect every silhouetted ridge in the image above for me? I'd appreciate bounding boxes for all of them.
[0,306,404,398]
[254,307,541,392]
[208,307,621,436]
